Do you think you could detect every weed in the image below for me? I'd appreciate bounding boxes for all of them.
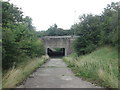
[63,46,118,88]
[2,55,49,88]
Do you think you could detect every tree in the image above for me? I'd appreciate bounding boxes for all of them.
[73,2,119,55]
[72,14,102,55]
[2,1,45,70]
[100,2,119,46]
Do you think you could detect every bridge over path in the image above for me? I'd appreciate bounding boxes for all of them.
[41,36,79,56]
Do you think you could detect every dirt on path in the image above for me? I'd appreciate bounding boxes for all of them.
[18,58,101,88]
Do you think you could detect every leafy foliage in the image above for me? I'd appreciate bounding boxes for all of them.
[2,1,45,70]
[36,24,73,37]
[73,2,119,55]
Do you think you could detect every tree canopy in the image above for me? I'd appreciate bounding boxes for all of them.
[73,2,119,55]
[2,1,45,70]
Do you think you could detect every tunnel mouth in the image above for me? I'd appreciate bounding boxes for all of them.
[47,48,65,58]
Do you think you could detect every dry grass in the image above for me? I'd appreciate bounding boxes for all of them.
[2,55,49,88]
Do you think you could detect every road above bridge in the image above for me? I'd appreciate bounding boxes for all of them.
[18,58,101,88]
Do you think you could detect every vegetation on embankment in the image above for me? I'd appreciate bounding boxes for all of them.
[2,1,45,71]
[2,1,49,88]
[2,56,49,88]
[63,46,118,88]
[72,2,119,56]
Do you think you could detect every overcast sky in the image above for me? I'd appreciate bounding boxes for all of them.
[8,0,119,31]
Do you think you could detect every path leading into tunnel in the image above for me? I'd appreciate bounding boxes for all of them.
[18,58,101,88]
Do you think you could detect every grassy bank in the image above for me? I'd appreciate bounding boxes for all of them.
[2,55,49,88]
[63,46,118,88]
[0,72,2,89]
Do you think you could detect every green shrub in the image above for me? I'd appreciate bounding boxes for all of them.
[2,1,46,70]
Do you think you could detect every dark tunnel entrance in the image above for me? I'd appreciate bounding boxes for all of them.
[47,48,65,57]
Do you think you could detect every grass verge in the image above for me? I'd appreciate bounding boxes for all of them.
[63,46,118,88]
[2,55,49,88]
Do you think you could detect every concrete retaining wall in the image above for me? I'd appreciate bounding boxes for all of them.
[41,36,78,56]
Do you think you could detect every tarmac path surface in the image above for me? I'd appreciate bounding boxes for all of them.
[18,58,101,88]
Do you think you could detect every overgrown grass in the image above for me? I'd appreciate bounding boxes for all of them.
[2,55,49,88]
[63,46,118,88]
[0,71,2,89]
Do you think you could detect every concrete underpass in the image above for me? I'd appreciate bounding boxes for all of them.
[47,48,65,57]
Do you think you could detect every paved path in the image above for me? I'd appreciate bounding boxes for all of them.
[18,58,101,88]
